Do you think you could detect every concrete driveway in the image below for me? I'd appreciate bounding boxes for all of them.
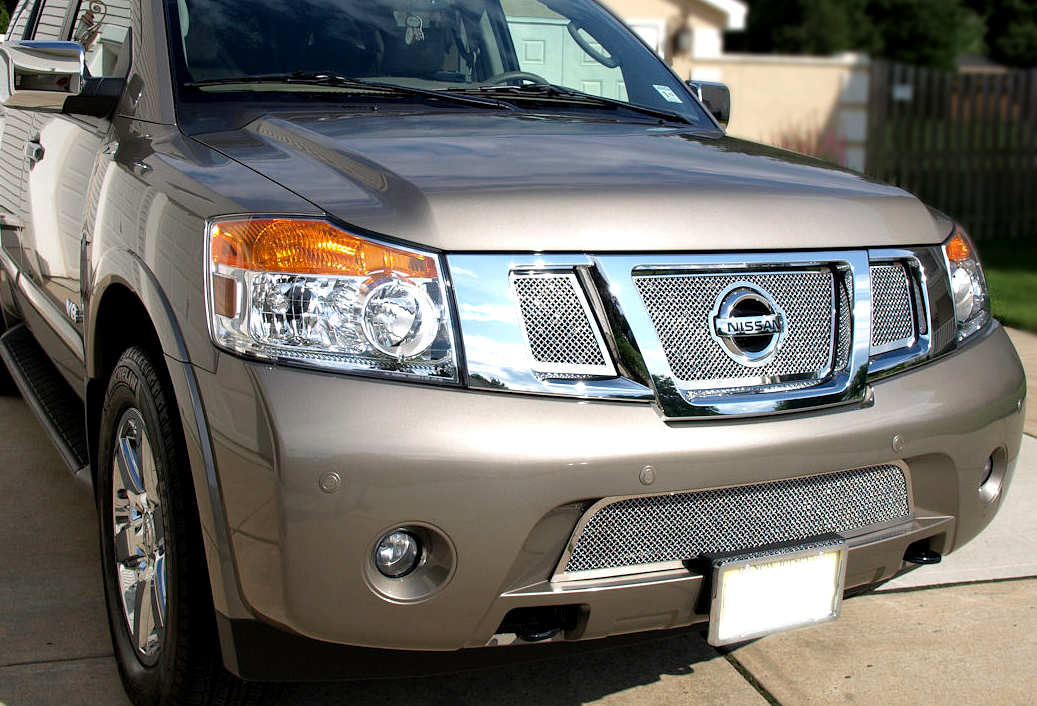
[1,328,1034,706]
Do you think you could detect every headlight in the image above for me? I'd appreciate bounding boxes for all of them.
[206,216,458,382]
[942,227,990,342]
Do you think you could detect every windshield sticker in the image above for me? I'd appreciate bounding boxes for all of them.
[653,85,684,104]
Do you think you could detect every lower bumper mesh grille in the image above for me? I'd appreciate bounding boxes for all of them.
[560,464,910,578]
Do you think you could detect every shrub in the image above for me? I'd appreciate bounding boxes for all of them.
[772,123,848,166]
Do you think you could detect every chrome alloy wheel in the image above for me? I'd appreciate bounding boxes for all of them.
[111,407,167,665]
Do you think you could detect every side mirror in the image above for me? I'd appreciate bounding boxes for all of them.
[687,80,731,127]
[0,40,125,117]
[0,41,85,110]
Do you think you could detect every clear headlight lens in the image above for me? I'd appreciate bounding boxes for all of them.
[206,217,457,381]
[942,228,990,342]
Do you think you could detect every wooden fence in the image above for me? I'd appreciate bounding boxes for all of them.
[866,61,1037,242]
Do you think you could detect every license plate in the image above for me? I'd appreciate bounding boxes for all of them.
[707,540,847,646]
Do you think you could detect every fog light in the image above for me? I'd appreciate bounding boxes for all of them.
[375,530,422,578]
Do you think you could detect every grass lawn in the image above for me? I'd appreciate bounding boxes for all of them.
[978,241,1037,334]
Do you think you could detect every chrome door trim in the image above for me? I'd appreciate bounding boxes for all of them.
[16,264,85,360]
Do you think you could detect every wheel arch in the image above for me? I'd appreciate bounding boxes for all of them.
[86,250,251,626]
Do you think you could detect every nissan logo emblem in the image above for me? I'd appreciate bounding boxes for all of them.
[709,283,787,366]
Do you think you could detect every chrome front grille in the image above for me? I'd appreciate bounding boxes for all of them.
[871,263,916,353]
[634,271,836,387]
[559,464,910,579]
[451,249,936,418]
[511,273,614,377]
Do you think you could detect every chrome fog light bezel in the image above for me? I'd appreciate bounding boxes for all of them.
[978,448,1008,506]
[365,523,457,603]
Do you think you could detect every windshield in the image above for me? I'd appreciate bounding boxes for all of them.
[165,0,714,126]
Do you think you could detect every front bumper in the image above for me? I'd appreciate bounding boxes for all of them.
[195,324,1025,663]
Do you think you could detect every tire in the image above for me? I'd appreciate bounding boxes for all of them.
[97,347,271,706]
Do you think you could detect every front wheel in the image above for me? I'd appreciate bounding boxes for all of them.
[97,347,269,705]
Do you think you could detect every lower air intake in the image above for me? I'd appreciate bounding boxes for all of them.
[560,464,910,579]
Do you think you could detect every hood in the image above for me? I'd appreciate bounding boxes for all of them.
[194,111,948,252]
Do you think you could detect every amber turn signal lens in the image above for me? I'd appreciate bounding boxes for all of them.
[210,218,438,278]
[211,273,237,318]
[945,232,972,263]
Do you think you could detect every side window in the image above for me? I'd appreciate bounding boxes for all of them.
[69,0,131,77]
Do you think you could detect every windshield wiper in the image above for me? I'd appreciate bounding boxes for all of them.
[185,72,516,111]
[445,83,694,125]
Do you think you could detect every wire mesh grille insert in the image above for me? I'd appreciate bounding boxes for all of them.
[834,270,853,371]
[871,263,917,351]
[634,271,835,385]
[562,464,910,576]
[511,273,612,375]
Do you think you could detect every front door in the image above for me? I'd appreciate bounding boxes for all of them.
[15,0,130,383]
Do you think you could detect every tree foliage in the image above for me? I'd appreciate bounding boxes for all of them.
[736,0,874,56]
[967,0,1037,67]
[867,0,975,70]
[2,0,19,34]
[730,0,1001,69]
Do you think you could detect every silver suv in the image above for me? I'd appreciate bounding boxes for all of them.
[0,0,1026,704]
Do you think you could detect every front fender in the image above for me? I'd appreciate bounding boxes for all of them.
[87,247,251,622]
